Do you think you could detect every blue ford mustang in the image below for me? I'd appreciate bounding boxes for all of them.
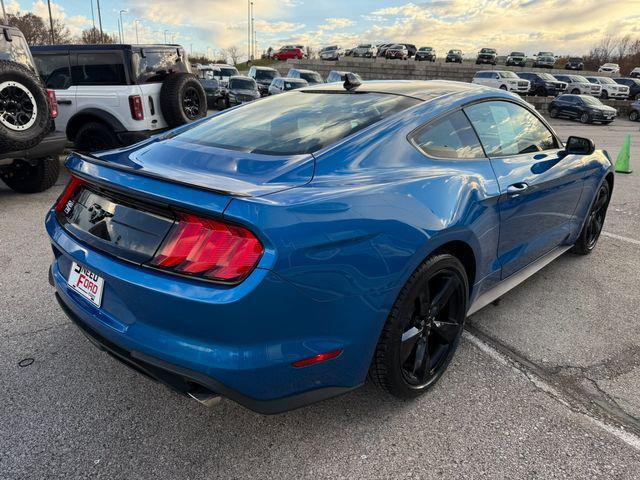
[47,80,613,413]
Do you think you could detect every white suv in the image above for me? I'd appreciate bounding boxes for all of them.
[553,74,602,96]
[32,44,207,152]
[585,76,629,100]
[598,63,620,75]
[472,70,530,93]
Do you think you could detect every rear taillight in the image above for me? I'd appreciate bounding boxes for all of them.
[150,213,264,283]
[55,177,85,213]
[129,95,144,120]
[47,89,58,119]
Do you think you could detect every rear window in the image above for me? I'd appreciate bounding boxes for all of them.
[0,35,36,72]
[299,71,322,83]
[254,69,278,80]
[176,91,420,155]
[133,49,189,83]
[229,78,256,90]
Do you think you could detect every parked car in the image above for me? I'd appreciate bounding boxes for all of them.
[210,64,239,87]
[506,52,526,67]
[629,100,640,121]
[445,49,463,63]
[0,24,64,193]
[476,48,497,65]
[376,43,394,58]
[399,43,417,58]
[517,72,566,96]
[272,47,305,61]
[32,44,207,152]
[267,77,308,95]
[472,70,530,93]
[585,76,629,100]
[286,68,323,85]
[598,63,620,75]
[352,44,377,58]
[630,67,640,78]
[549,94,617,124]
[319,45,343,61]
[533,55,555,69]
[221,76,260,108]
[565,57,584,70]
[536,51,554,57]
[385,44,409,60]
[326,70,362,83]
[195,67,225,108]
[47,79,613,413]
[248,65,280,96]
[614,77,640,100]
[553,74,602,96]
[415,47,436,62]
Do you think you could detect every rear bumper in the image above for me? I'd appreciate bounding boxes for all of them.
[46,211,367,413]
[0,130,67,164]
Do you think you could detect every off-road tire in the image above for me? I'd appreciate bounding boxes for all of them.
[74,121,120,152]
[0,157,59,193]
[160,73,207,128]
[0,60,51,153]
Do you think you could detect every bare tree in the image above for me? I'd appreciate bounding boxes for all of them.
[8,12,71,45]
[223,45,241,65]
[80,27,118,44]
[616,34,632,61]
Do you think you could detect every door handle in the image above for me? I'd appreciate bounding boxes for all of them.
[506,182,529,195]
[57,99,72,105]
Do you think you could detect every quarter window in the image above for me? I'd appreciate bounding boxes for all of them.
[464,101,558,156]
[411,110,485,159]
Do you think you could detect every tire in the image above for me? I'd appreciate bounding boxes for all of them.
[635,93,640,101]
[571,88,580,94]
[601,90,609,99]
[159,72,207,128]
[0,60,51,154]
[580,112,591,124]
[630,110,639,122]
[539,87,548,97]
[571,181,610,255]
[74,121,120,152]
[369,253,468,399]
[549,107,559,118]
[0,157,59,193]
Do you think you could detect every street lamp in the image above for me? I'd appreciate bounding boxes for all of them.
[164,30,170,44]
[134,19,140,44]
[119,9,127,43]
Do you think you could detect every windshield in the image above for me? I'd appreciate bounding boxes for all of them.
[300,71,323,84]
[449,50,461,54]
[390,45,404,49]
[229,78,256,90]
[569,57,582,62]
[357,44,371,49]
[323,46,338,52]
[598,77,616,84]
[573,75,589,83]
[419,47,433,51]
[581,96,603,106]
[176,92,420,155]
[510,52,525,56]
[284,80,307,90]
[500,71,518,78]
[538,73,555,80]
[539,52,553,56]
[219,67,239,77]
[255,69,278,80]
[481,49,496,54]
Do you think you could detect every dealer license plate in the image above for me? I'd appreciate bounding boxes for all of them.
[67,262,104,307]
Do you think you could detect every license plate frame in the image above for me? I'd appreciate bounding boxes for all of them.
[67,262,105,307]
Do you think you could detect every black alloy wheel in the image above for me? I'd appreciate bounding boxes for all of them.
[572,181,610,255]
[580,112,591,124]
[630,110,639,122]
[0,82,36,131]
[370,254,468,398]
[182,86,202,120]
[549,107,559,118]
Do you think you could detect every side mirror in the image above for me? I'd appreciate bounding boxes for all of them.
[565,136,595,155]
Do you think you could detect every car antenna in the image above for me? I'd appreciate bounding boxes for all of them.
[343,73,361,91]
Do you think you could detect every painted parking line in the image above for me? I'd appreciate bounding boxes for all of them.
[602,231,640,246]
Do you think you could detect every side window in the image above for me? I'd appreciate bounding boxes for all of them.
[34,54,72,89]
[134,50,188,83]
[410,110,485,159]
[464,101,558,156]
[72,53,127,86]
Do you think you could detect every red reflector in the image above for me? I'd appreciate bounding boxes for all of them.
[47,89,58,119]
[55,177,86,213]
[150,213,263,283]
[129,95,144,120]
[292,349,343,368]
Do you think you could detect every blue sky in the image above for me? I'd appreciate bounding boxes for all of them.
[6,1,640,60]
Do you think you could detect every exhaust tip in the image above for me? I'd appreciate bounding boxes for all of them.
[187,389,222,408]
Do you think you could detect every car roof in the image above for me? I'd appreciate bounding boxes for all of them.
[281,77,307,81]
[229,75,253,80]
[252,66,277,70]
[300,80,482,101]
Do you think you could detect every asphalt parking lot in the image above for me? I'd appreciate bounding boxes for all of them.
[1,119,639,479]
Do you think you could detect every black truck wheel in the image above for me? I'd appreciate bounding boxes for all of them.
[0,60,51,154]
[74,121,120,152]
[160,73,207,128]
[0,157,60,193]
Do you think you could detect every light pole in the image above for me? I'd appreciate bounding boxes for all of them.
[164,30,170,44]
[119,9,127,43]
[134,19,140,44]
[96,0,104,43]
[1,0,6,24]
[47,0,55,44]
